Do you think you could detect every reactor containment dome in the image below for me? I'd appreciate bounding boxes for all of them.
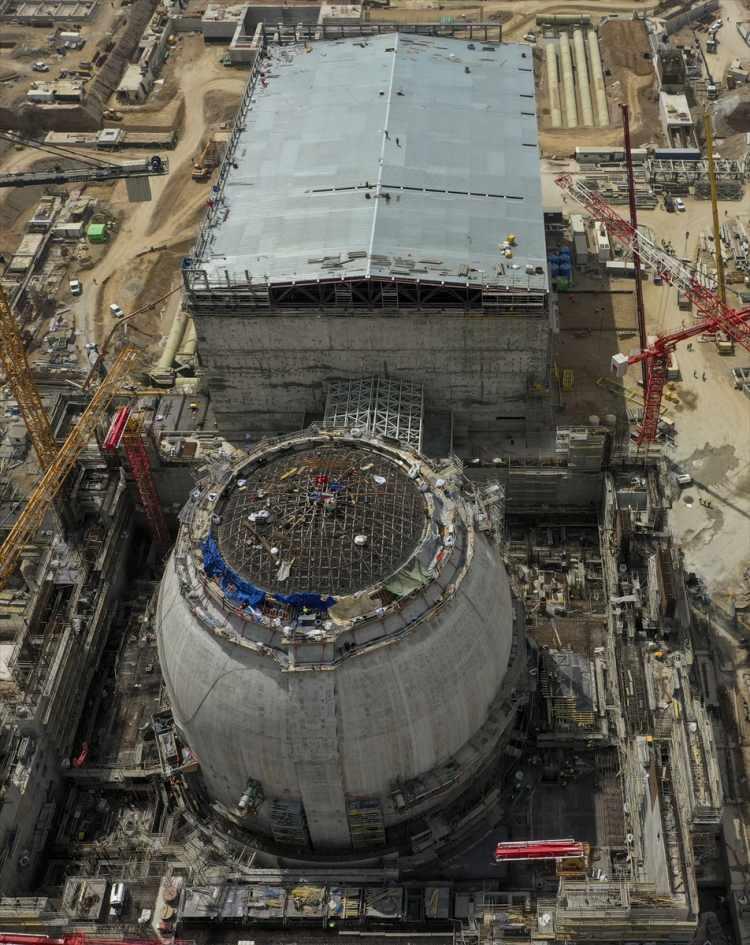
[156,430,525,855]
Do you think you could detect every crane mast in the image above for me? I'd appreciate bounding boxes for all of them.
[703,112,726,305]
[0,284,59,470]
[0,346,137,589]
[621,103,649,392]
[555,173,750,443]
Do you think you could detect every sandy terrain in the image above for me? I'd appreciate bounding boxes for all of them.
[543,161,750,606]
[67,38,245,373]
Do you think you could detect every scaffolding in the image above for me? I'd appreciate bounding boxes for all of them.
[346,799,386,849]
[323,376,424,453]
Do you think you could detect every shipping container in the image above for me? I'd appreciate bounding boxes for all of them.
[652,147,702,161]
[576,146,648,164]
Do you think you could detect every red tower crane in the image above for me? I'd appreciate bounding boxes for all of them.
[555,174,750,444]
[104,405,169,549]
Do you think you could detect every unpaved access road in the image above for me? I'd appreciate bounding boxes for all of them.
[73,39,246,362]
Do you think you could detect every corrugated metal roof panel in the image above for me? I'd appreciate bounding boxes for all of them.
[197,34,548,293]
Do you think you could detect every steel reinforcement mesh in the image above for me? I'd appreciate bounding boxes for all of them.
[216,445,427,597]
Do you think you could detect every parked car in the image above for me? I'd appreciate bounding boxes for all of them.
[109,303,124,318]
[32,61,49,72]
[69,279,82,296]
[674,197,686,212]
[676,472,693,486]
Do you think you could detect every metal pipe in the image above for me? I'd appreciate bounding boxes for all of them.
[154,307,188,375]
[587,28,609,127]
[572,29,594,127]
[558,32,578,128]
[545,42,562,128]
[175,318,197,366]
[536,14,591,26]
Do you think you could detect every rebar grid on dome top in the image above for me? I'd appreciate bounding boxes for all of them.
[216,446,426,597]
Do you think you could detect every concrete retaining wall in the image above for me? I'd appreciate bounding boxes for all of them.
[195,308,551,438]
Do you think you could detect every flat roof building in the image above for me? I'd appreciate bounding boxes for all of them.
[185,35,551,441]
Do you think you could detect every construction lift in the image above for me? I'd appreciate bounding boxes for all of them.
[555,174,750,444]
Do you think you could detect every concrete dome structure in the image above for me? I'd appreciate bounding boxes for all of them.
[156,430,524,854]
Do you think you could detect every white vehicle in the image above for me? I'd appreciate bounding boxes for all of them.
[109,303,124,318]
[523,32,537,42]
[69,279,82,296]
[676,473,693,486]
[710,18,722,30]
[674,197,686,211]
[109,882,127,917]
[32,61,49,72]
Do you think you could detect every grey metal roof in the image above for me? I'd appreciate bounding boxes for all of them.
[198,34,548,292]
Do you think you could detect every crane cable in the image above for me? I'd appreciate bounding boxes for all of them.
[0,129,118,170]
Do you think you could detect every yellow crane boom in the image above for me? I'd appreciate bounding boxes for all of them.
[0,345,137,589]
[0,284,58,470]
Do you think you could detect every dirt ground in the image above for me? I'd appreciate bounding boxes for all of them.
[546,184,750,606]
[368,0,661,32]
[535,16,662,152]
[0,0,128,110]
[555,283,639,424]
[66,38,246,362]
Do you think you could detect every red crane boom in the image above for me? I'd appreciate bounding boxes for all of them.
[0,936,180,945]
[495,839,585,862]
[555,174,750,443]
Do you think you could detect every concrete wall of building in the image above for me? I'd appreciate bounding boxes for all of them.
[156,532,515,849]
[663,0,718,35]
[242,3,320,29]
[195,309,551,438]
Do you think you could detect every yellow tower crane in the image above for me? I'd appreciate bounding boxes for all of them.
[0,284,59,470]
[0,345,137,589]
[704,112,726,305]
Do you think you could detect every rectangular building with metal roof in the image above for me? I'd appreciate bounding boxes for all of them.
[185,34,552,441]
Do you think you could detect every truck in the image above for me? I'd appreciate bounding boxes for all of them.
[677,288,691,310]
